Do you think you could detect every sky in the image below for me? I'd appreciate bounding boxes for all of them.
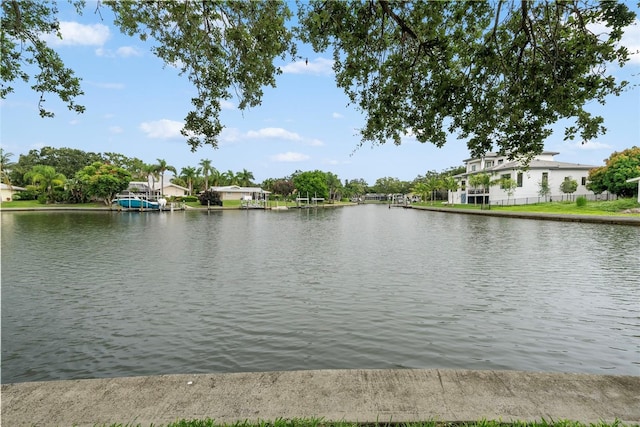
[1,2,639,186]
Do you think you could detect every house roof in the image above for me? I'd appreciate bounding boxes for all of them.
[127,181,189,191]
[163,182,189,191]
[489,158,598,172]
[462,151,560,163]
[210,185,271,194]
[0,183,26,191]
[454,157,598,179]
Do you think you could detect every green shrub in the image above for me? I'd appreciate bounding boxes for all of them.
[14,190,38,201]
[198,190,222,206]
[576,196,587,207]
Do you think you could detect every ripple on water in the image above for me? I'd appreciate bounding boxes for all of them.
[2,208,639,383]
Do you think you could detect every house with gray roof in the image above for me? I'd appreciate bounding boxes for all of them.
[123,181,190,199]
[449,151,603,205]
[209,185,271,202]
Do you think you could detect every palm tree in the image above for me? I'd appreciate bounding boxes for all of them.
[199,159,213,191]
[179,166,197,195]
[143,163,160,198]
[411,181,430,204]
[24,165,66,203]
[468,172,491,208]
[236,169,255,187]
[442,176,458,204]
[209,167,222,187]
[222,169,236,185]
[156,158,177,197]
[0,148,15,188]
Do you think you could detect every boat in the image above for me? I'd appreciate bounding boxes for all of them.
[115,193,160,210]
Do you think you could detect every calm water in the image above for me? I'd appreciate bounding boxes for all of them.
[1,205,639,383]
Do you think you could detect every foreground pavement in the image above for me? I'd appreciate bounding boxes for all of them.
[2,369,639,426]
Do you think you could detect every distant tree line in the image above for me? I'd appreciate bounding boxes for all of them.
[2,146,637,205]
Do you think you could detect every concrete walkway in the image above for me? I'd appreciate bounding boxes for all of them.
[2,369,639,426]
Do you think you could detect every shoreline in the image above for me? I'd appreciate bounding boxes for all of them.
[409,205,640,226]
[2,369,639,426]
[2,203,639,225]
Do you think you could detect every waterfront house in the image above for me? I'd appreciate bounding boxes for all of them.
[124,181,189,198]
[449,151,603,205]
[209,185,271,202]
[125,181,160,199]
[0,183,26,202]
[159,183,189,198]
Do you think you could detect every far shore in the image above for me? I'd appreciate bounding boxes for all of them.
[2,200,640,225]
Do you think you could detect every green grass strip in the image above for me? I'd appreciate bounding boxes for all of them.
[90,417,637,427]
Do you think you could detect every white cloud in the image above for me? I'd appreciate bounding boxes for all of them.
[281,57,334,76]
[96,46,142,58]
[622,19,640,64]
[139,119,184,139]
[220,99,236,110]
[247,127,302,141]
[69,119,79,126]
[589,19,640,65]
[332,112,344,119]
[309,139,324,147]
[574,140,612,150]
[270,152,310,162]
[116,46,142,57]
[43,21,110,46]
[109,126,123,134]
[220,127,242,142]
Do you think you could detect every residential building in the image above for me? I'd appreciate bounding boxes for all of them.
[209,185,270,202]
[159,183,189,197]
[123,181,189,199]
[1,183,26,202]
[449,151,602,205]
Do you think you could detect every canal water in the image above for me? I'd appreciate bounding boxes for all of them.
[1,205,639,383]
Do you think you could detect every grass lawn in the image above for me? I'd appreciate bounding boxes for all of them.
[416,198,640,217]
[0,200,107,209]
[3,198,638,216]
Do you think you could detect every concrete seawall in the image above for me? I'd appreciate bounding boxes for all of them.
[409,206,640,225]
[2,369,639,426]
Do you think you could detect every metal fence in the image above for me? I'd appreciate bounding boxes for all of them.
[489,193,617,206]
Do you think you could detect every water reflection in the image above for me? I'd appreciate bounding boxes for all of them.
[2,206,639,383]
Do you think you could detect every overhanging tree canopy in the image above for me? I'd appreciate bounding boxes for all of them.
[1,1,635,159]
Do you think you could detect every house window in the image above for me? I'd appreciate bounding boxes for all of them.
[498,159,504,164]
[471,165,477,172]
[485,161,494,168]
[517,172,523,187]
[581,177,587,186]
[542,172,549,185]
[461,180,466,191]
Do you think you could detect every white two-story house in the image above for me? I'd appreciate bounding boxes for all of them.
[449,151,602,205]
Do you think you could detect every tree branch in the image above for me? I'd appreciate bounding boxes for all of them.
[378,0,417,40]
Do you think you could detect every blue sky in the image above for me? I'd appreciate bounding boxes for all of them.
[1,2,639,186]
